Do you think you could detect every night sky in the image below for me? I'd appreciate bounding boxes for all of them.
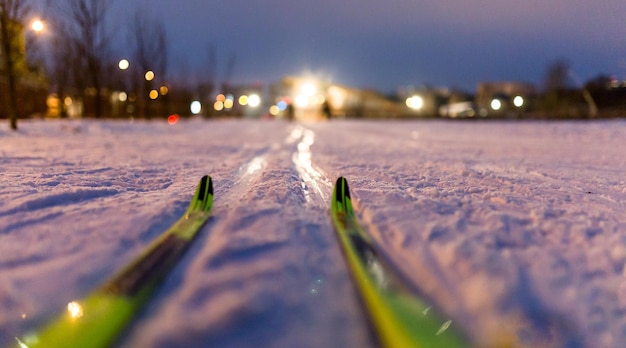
[39,0,626,92]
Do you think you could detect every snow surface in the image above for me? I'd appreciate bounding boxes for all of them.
[1,118,626,347]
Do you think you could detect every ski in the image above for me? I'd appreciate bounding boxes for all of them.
[330,177,466,347]
[18,175,214,348]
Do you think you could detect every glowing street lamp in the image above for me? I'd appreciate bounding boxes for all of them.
[406,95,424,110]
[145,70,155,81]
[190,101,202,115]
[490,99,502,111]
[248,94,261,108]
[118,59,130,70]
[31,19,45,33]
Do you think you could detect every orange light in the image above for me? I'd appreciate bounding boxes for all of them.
[168,114,179,125]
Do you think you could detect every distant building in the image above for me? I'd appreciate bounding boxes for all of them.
[270,76,411,120]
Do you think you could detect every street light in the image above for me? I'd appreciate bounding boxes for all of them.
[31,19,45,33]
[145,70,155,81]
[118,59,130,70]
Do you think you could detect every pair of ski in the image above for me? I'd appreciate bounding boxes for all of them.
[18,176,466,347]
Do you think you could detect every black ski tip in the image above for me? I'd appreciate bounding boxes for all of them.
[335,177,351,203]
[197,175,213,201]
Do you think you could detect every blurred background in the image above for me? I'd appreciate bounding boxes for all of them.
[1,0,625,127]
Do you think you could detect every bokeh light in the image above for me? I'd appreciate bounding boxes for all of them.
[406,95,424,110]
[513,96,524,108]
[269,105,280,116]
[491,99,502,111]
[276,100,287,111]
[168,114,180,125]
[190,101,202,114]
[145,70,155,81]
[149,90,159,100]
[248,94,261,107]
[224,98,234,109]
[238,95,249,106]
[118,59,129,70]
[31,19,44,33]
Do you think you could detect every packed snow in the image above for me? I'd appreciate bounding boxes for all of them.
[1,118,625,347]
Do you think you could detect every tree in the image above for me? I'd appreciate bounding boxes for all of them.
[544,58,570,92]
[46,21,81,118]
[130,9,167,119]
[0,0,29,130]
[59,0,114,118]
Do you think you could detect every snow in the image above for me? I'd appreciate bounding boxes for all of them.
[1,118,626,347]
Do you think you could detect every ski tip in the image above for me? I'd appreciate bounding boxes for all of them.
[188,175,213,213]
[332,177,353,215]
[334,176,351,202]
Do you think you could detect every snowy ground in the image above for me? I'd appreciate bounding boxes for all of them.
[1,118,625,347]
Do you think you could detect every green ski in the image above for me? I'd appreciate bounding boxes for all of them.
[330,177,467,348]
[18,175,214,348]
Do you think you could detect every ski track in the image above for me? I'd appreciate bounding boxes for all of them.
[1,119,626,347]
[119,124,373,348]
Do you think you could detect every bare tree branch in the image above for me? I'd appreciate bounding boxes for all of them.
[58,0,114,118]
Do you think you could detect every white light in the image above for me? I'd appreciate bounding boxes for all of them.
[406,95,424,110]
[31,19,44,33]
[118,59,129,70]
[295,95,309,108]
[491,99,502,111]
[118,92,127,102]
[301,83,316,96]
[190,101,202,114]
[248,94,261,107]
[513,96,524,108]
[145,70,155,81]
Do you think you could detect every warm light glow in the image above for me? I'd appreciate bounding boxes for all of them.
[269,105,280,116]
[168,114,179,125]
[294,95,309,108]
[31,19,44,33]
[238,95,249,106]
[159,86,169,95]
[190,101,202,114]
[248,94,261,107]
[513,95,524,108]
[301,83,316,96]
[224,99,234,109]
[118,92,127,102]
[64,96,73,106]
[67,301,83,319]
[406,95,424,110]
[118,59,129,70]
[214,101,224,111]
[216,94,225,102]
[491,99,502,111]
[149,90,159,100]
[145,70,155,81]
